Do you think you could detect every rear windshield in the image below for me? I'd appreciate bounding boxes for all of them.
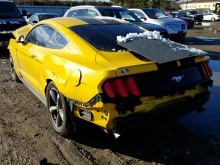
[98,8,141,22]
[38,14,58,21]
[0,2,22,19]
[70,24,144,52]
[190,11,198,14]
[170,13,183,18]
[143,9,169,19]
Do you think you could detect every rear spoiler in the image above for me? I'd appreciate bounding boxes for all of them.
[118,39,208,64]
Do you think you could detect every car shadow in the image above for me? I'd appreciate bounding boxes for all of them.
[0,48,10,58]
[186,37,220,46]
[68,105,218,164]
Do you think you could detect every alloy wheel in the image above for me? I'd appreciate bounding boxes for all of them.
[48,88,64,129]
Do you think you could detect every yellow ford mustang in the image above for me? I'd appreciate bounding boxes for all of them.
[9,17,213,137]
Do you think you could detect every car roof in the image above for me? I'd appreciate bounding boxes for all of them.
[45,17,123,27]
[34,13,59,15]
[70,5,126,10]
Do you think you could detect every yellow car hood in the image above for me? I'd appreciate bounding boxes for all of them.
[96,51,158,76]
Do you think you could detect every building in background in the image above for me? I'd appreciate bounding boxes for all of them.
[180,0,220,11]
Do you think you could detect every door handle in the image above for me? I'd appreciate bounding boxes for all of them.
[31,55,38,61]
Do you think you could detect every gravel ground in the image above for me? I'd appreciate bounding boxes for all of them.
[0,22,220,165]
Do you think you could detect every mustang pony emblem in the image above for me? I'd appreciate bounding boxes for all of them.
[172,75,184,83]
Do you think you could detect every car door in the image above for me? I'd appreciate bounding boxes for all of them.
[16,25,54,91]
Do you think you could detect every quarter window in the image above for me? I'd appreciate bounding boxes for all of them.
[26,25,54,47]
[47,31,68,49]
[131,10,145,19]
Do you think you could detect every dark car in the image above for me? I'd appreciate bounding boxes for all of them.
[166,12,194,29]
[0,1,27,47]
[64,6,169,39]
[179,10,203,22]
[28,13,59,24]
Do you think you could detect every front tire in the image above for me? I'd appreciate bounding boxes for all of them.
[10,55,20,82]
[211,17,215,22]
[46,82,75,137]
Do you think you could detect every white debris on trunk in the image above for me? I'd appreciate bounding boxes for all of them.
[95,16,129,23]
[117,30,208,55]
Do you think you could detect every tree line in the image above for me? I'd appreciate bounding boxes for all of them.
[13,0,180,10]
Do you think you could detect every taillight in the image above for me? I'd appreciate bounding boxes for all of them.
[103,80,116,98]
[103,76,141,98]
[198,62,212,80]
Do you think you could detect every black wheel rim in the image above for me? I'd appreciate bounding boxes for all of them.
[48,88,64,129]
[10,56,15,79]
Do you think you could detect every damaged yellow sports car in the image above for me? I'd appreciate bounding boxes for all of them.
[9,17,213,137]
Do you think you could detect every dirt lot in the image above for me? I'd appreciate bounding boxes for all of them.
[0,22,220,165]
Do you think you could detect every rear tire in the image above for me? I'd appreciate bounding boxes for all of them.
[46,81,76,137]
[10,55,20,82]
[211,17,215,22]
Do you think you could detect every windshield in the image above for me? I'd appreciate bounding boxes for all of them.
[0,2,22,19]
[38,15,58,21]
[143,9,169,19]
[170,13,184,18]
[98,8,141,22]
[190,11,198,14]
[70,24,144,52]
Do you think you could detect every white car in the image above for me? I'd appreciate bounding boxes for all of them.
[203,13,220,21]
[129,8,187,43]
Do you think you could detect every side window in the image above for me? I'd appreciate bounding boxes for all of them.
[87,9,99,17]
[33,15,38,22]
[29,15,35,22]
[47,31,68,49]
[119,11,136,21]
[26,25,54,47]
[67,9,87,17]
[66,10,74,17]
[132,10,145,19]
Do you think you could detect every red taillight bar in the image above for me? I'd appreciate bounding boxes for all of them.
[103,76,141,98]
[125,77,141,96]
[198,62,212,80]
[114,79,129,97]
[205,62,212,76]
[198,63,208,79]
[103,80,116,98]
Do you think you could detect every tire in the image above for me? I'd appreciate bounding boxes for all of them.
[10,54,20,82]
[46,81,75,137]
[211,17,215,22]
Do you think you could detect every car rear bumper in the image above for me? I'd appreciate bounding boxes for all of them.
[113,90,211,134]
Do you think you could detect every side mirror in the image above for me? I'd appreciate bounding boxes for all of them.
[22,10,27,16]
[32,20,38,24]
[140,17,147,21]
[18,35,25,43]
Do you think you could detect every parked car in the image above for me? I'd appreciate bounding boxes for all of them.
[129,8,187,43]
[28,13,59,24]
[166,12,194,29]
[0,1,27,47]
[179,10,203,22]
[63,6,169,39]
[9,17,212,137]
[203,13,220,21]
